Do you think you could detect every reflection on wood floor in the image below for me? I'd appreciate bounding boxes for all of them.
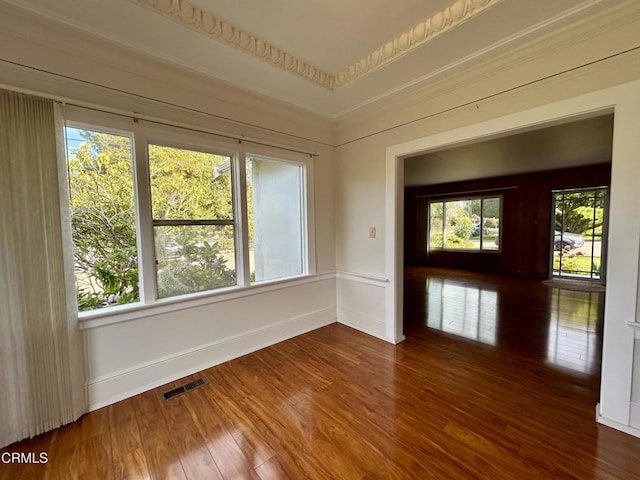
[4,267,640,479]
[405,267,603,377]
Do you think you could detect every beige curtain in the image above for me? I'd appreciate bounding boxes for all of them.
[0,90,86,448]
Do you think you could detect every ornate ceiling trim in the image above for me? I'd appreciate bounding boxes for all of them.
[131,0,502,91]
[334,0,502,88]
[132,0,335,90]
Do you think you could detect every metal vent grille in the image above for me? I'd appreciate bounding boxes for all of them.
[162,377,207,401]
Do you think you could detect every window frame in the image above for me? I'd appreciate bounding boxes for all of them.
[62,107,316,320]
[64,119,143,308]
[428,194,502,253]
[245,152,309,284]
[146,139,238,299]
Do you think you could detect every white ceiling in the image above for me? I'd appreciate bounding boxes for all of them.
[4,0,615,117]
[188,0,453,73]
[404,114,614,186]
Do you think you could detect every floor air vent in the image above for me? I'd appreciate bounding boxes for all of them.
[162,377,207,401]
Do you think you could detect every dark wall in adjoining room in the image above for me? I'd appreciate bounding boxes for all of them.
[404,163,611,278]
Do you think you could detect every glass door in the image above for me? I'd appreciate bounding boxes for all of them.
[551,187,608,281]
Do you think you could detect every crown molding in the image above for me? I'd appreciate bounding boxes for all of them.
[130,0,502,91]
[131,0,335,90]
[333,0,502,88]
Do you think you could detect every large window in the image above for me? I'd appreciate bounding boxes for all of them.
[65,126,140,310]
[428,196,501,252]
[64,110,312,312]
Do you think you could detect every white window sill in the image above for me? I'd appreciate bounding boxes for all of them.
[78,272,334,330]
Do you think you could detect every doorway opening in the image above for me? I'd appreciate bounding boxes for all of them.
[550,187,608,282]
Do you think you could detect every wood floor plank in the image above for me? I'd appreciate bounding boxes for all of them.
[109,399,142,461]
[133,389,188,480]
[157,381,223,480]
[43,422,83,480]
[249,393,367,480]
[79,434,114,480]
[113,447,152,480]
[260,344,333,390]
[80,407,110,442]
[254,455,293,480]
[252,348,326,404]
[203,368,278,465]
[290,394,416,480]
[182,382,261,480]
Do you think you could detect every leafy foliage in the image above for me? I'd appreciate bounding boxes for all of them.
[156,239,236,297]
[452,216,473,240]
[148,145,233,221]
[430,233,475,249]
[68,130,139,310]
[553,255,601,277]
[484,217,498,229]
[555,190,605,235]
[68,129,237,311]
[429,199,494,249]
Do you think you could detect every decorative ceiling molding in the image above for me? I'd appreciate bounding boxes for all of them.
[132,0,335,90]
[131,0,503,91]
[333,0,502,88]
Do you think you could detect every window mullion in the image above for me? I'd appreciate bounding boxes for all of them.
[480,198,484,250]
[132,132,157,304]
[235,150,251,287]
[151,219,234,226]
[303,160,316,275]
[442,203,446,243]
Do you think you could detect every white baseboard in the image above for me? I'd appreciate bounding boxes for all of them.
[337,315,405,344]
[629,401,640,430]
[338,318,395,344]
[595,403,640,439]
[86,307,336,410]
[337,307,394,344]
[337,306,385,333]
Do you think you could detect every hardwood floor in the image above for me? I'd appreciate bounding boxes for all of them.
[3,267,640,479]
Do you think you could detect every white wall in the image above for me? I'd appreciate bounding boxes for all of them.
[336,272,387,340]
[632,336,640,428]
[0,4,337,410]
[334,3,640,435]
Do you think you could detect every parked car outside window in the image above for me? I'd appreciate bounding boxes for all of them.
[554,231,584,250]
[493,231,584,250]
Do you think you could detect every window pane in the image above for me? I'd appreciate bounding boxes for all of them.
[482,197,500,251]
[444,200,477,250]
[469,199,482,243]
[591,191,605,278]
[155,225,236,298]
[246,156,304,282]
[65,126,139,311]
[148,145,233,220]
[429,202,443,249]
